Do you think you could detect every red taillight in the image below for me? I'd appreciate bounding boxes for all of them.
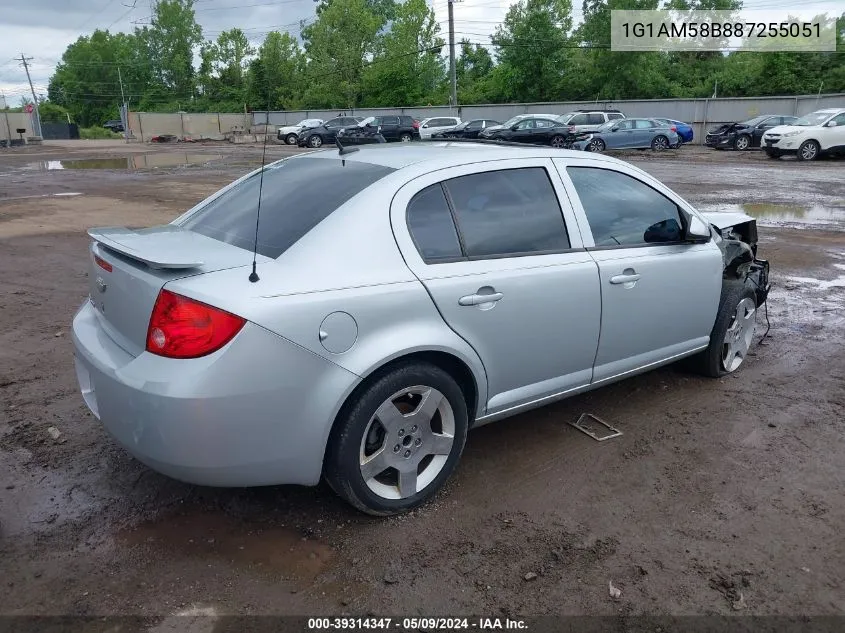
[671,125,677,132]
[568,126,575,133]
[412,120,420,129]
[94,254,112,272]
[145,289,246,359]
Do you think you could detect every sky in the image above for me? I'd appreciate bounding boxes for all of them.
[0,0,841,108]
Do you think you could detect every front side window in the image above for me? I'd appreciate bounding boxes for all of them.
[607,113,624,120]
[444,168,570,258]
[182,157,395,259]
[515,119,535,130]
[567,167,684,247]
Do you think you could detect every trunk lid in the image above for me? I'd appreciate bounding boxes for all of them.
[87,225,259,355]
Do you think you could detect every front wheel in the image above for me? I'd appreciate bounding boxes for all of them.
[285,133,298,145]
[325,362,469,515]
[651,135,669,151]
[797,139,820,161]
[586,138,605,152]
[734,134,751,151]
[550,135,567,148]
[689,280,758,378]
[308,135,323,148]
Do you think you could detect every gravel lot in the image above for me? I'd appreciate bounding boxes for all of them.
[1,140,843,623]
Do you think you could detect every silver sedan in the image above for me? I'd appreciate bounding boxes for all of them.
[72,143,769,515]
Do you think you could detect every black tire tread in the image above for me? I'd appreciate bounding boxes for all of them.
[688,280,757,378]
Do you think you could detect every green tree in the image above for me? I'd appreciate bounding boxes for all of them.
[197,29,255,110]
[361,0,446,106]
[246,31,306,110]
[302,0,382,108]
[491,0,575,102]
[146,0,203,100]
[456,39,495,103]
[48,30,151,126]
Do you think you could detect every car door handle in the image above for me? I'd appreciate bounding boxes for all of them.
[609,273,641,284]
[459,292,503,306]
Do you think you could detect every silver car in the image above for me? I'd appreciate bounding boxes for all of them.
[72,144,769,515]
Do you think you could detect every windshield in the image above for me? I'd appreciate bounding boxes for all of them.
[500,115,527,128]
[793,111,834,126]
[453,121,470,130]
[740,116,769,127]
[182,157,395,258]
[359,117,376,126]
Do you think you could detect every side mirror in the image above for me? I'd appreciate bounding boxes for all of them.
[686,215,711,242]
[422,123,429,128]
[826,120,838,127]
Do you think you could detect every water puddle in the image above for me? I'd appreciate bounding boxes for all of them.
[31,153,222,171]
[700,202,845,230]
[118,511,333,581]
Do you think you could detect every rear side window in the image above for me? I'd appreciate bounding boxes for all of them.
[634,119,653,129]
[607,113,624,120]
[183,157,395,259]
[568,114,589,125]
[567,167,683,247]
[444,168,570,258]
[407,185,463,262]
[587,113,605,125]
[382,116,400,125]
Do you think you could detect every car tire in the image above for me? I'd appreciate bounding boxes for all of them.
[400,133,413,142]
[550,135,566,148]
[651,135,669,151]
[734,134,751,151]
[308,135,323,148]
[285,133,298,145]
[586,138,605,152]
[324,361,469,516]
[797,139,820,161]
[689,280,758,378]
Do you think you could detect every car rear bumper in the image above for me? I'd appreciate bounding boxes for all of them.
[71,300,360,487]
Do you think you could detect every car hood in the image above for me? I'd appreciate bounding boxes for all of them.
[764,124,809,135]
[708,122,750,134]
[278,125,302,133]
[482,124,505,134]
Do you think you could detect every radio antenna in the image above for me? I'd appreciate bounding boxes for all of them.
[248,108,271,283]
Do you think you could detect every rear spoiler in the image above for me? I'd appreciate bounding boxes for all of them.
[87,227,204,269]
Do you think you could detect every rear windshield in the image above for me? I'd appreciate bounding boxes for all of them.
[181,157,395,258]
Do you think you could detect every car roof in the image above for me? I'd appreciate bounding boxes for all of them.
[301,142,625,170]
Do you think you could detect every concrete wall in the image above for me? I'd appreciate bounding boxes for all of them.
[252,93,845,143]
[126,112,250,141]
[1,112,35,142]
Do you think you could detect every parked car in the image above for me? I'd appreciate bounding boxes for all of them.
[103,120,124,133]
[337,115,419,143]
[297,116,364,148]
[654,118,694,146]
[479,115,573,147]
[277,118,324,145]
[571,118,679,152]
[72,144,769,515]
[558,109,626,134]
[418,116,461,139]
[762,108,845,161]
[478,113,558,138]
[431,119,501,139]
[705,115,797,151]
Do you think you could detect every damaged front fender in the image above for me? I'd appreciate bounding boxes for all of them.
[700,211,770,306]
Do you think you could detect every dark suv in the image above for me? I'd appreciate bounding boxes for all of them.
[337,115,420,144]
[297,116,364,148]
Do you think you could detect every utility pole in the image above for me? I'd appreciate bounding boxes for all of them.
[19,54,43,138]
[118,66,129,142]
[448,0,457,113]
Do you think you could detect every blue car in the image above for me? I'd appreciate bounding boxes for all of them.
[571,118,679,152]
[655,118,694,146]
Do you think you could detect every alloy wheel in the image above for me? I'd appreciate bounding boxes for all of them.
[799,141,819,161]
[652,136,669,150]
[735,135,750,150]
[359,386,455,500]
[721,297,756,372]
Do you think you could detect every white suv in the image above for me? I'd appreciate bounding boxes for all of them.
[418,116,461,139]
[762,108,845,161]
[559,109,626,133]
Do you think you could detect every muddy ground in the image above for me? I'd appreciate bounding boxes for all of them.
[1,141,844,624]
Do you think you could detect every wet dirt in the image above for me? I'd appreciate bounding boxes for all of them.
[29,154,224,171]
[0,141,844,621]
